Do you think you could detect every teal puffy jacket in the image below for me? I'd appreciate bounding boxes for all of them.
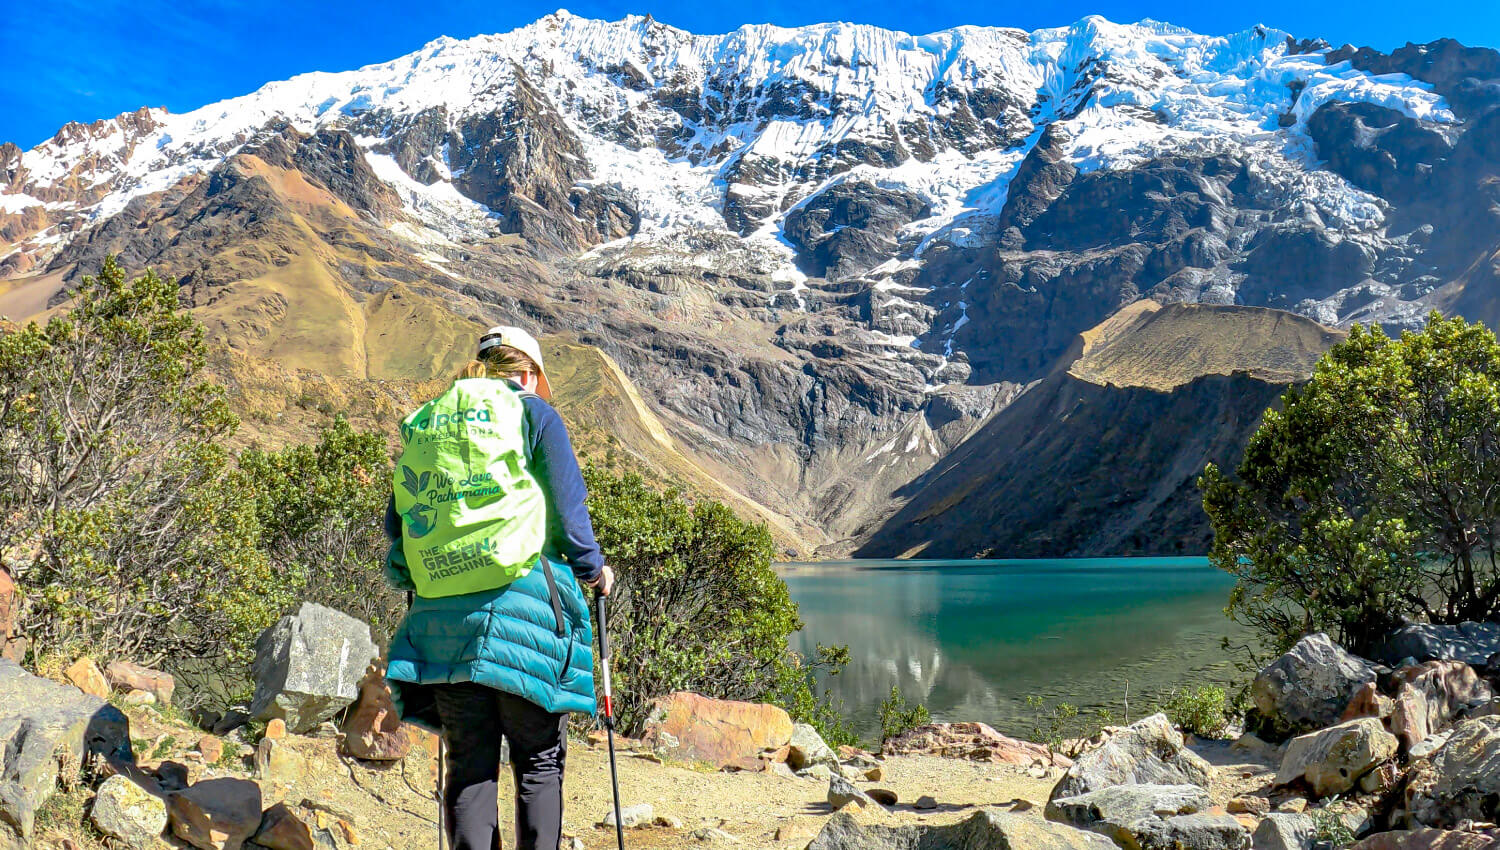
[384,551,596,727]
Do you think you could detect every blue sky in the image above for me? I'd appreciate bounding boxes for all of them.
[4,0,1498,149]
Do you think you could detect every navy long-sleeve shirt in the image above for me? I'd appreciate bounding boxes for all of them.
[385,391,605,583]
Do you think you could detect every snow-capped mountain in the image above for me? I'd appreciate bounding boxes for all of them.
[4,13,1499,556]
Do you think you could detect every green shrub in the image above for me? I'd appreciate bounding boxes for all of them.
[583,465,808,735]
[0,258,291,670]
[1202,314,1500,654]
[877,684,930,751]
[1157,685,1231,738]
[238,417,404,642]
[772,643,860,749]
[1026,696,1115,758]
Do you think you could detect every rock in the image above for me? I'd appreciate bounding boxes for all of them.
[1276,798,1309,814]
[1374,623,1500,668]
[0,569,22,664]
[692,826,739,843]
[122,689,157,707]
[166,778,263,850]
[1229,796,1271,815]
[1050,713,1214,800]
[655,814,684,829]
[884,721,1073,767]
[1405,716,1500,829]
[340,668,411,761]
[64,656,110,698]
[105,661,176,707]
[914,795,938,810]
[1410,732,1453,760]
[90,775,168,848]
[198,735,225,764]
[640,692,793,769]
[799,764,835,781]
[1360,761,1402,794]
[788,723,839,772]
[1319,799,1374,839]
[1396,662,1495,735]
[1274,718,1398,797]
[250,603,378,734]
[0,659,131,845]
[1047,784,1248,850]
[867,789,898,806]
[1343,683,1395,722]
[600,803,653,829]
[256,739,306,786]
[864,766,882,781]
[808,808,1118,850]
[1253,634,1378,735]
[1352,830,1498,850]
[830,774,881,810]
[775,816,820,843]
[767,761,797,779]
[252,804,315,850]
[156,761,191,792]
[1251,813,1316,850]
[213,709,251,736]
[1393,684,1434,750]
[265,718,287,740]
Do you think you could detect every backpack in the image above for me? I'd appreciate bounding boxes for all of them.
[393,378,548,598]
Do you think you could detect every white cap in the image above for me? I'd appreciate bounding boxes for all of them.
[477,325,553,400]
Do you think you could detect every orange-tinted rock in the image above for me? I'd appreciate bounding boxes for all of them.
[1343,682,1395,721]
[1396,661,1494,734]
[251,803,314,850]
[166,778,262,850]
[264,718,287,740]
[640,692,794,769]
[340,668,411,761]
[106,661,176,706]
[884,722,1074,767]
[197,736,224,764]
[0,568,16,660]
[1391,684,1432,750]
[64,656,110,698]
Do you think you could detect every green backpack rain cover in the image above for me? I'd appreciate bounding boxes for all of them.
[394,378,548,598]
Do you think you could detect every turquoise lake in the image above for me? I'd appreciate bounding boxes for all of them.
[779,557,1253,741]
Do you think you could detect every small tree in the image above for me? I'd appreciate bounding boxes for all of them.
[238,417,405,641]
[1202,313,1500,655]
[0,258,289,666]
[583,464,807,734]
[877,684,929,753]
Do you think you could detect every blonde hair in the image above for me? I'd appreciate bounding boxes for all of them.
[453,345,540,383]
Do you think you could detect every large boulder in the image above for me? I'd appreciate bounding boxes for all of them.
[1374,623,1500,668]
[1253,633,1378,735]
[1050,714,1214,801]
[166,778,263,850]
[90,774,168,848]
[788,723,839,773]
[1251,813,1315,850]
[639,692,794,769]
[1047,783,1249,850]
[885,721,1073,767]
[0,659,132,846]
[1274,717,1399,797]
[250,602,378,734]
[807,808,1118,850]
[1395,662,1494,735]
[1404,716,1500,829]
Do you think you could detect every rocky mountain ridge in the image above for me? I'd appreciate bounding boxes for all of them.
[3,14,1500,556]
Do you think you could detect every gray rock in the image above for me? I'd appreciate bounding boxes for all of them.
[1253,634,1378,735]
[1252,813,1315,850]
[600,803,654,829]
[808,808,1118,850]
[1373,622,1500,668]
[798,764,835,782]
[828,774,879,810]
[0,659,132,845]
[250,602,378,734]
[1050,713,1214,800]
[1274,718,1399,798]
[90,775,168,848]
[1047,784,1249,850]
[1404,715,1500,829]
[788,723,839,772]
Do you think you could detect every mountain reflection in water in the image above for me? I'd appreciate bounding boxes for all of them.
[779,558,1254,741]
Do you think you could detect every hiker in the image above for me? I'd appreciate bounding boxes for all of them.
[382,325,615,850]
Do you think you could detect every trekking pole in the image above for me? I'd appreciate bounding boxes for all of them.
[595,593,626,850]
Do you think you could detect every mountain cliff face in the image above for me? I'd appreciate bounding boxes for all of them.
[3,14,1498,556]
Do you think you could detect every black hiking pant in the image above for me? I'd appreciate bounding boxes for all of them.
[432,682,570,850]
